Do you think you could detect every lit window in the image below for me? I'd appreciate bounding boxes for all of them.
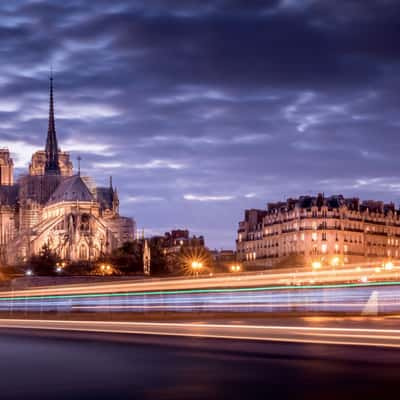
[312,232,317,241]
[344,245,348,253]
[321,243,327,253]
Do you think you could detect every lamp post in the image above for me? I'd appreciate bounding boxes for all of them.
[191,260,203,277]
[230,264,241,272]
[311,260,321,270]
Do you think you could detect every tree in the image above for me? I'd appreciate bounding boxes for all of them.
[148,238,168,276]
[108,241,143,274]
[107,239,169,276]
[28,243,60,276]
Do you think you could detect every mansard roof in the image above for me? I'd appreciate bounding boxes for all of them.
[264,193,398,215]
[47,175,94,205]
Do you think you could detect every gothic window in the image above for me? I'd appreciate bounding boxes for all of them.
[79,244,88,260]
[55,220,65,231]
[80,214,90,232]
[312,232,317,241]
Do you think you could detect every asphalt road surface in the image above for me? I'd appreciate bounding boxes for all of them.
[3,318,400,347]
[0,327,399,400]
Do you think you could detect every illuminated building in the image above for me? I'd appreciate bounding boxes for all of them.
[0,76,135,265]
[237,193,400,269]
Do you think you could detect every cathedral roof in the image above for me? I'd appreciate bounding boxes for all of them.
[47,175,94,205]
[96,187,113,210]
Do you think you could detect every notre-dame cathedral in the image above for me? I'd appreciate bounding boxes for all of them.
[0,77,135,265]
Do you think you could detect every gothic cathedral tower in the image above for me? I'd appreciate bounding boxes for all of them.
[0,148,14,186]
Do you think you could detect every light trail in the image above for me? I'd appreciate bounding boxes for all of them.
[0,281,398,314]
[1,262,400,299]
[2,319,400,348]
[0,279,399,301]
[0,265,399,314]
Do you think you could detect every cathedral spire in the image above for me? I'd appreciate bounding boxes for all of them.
[44,72,60,175]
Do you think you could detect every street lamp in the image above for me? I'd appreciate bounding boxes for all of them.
[330,256,340,267]
[311,261,321,270]
[191,260,203,277]
[55,261,64,273]
[384,261,394,271]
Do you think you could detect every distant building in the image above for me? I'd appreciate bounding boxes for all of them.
[210,249,237,271]
[0,76,135,265]
[162,229,205,253]
[148,229,205,271]
[237,193,400,269]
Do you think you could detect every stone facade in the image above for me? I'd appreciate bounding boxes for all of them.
[0,148,14,186]
[0,78,135,266]
[237,194,400,269]
[29,150,73,177]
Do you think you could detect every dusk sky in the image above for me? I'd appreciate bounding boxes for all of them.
[0,0,399,249]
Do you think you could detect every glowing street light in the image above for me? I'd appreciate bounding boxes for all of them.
[330,256,340,267]
[55,262,64,273]
[191,261,203,269]
[311,261,322,270]
[384,261,394,271]
[191,260,203,277]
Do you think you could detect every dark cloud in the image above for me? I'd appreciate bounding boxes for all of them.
[0,0,399,247]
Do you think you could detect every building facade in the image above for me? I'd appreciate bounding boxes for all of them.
[148,229,206,272]
[237,193,400,269]
[0,77,135,265]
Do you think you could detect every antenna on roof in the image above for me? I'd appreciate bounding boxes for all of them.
[109,175,113,190]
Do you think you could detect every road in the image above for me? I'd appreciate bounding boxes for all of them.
[0,325,399,400]
[3,317,400,348]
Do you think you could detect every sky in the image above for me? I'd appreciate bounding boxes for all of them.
[0,0,399,249]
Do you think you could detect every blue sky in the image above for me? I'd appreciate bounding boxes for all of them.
[1,0,400,248]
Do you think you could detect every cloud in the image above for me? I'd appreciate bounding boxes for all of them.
[134,159,186,169]
[126,195,165,202]
[184,194,235,202]
[2,140,39,168]
[93,159,186,170]
[1,0,400,248]
[61,138,113,155]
